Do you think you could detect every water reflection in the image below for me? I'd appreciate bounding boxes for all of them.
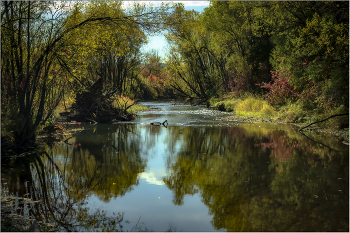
[58,124,146,202]
[2,107,349,231]
[2,124,146,231]
[163,124,349,231]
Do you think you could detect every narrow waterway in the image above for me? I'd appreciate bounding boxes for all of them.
[2,102,349,231]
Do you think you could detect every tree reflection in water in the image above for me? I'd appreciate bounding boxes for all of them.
[2,124,146,231]
[2,123,348,231]
[163,125,349,232]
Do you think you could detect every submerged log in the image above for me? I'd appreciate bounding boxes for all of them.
[150,120,168,127]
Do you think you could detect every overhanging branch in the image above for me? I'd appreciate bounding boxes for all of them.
[299,113,349,132]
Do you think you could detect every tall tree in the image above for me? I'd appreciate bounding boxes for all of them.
[165,4,227,103]
[1,1,72,146]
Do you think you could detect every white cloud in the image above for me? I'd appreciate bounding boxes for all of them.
[138,170,166,186]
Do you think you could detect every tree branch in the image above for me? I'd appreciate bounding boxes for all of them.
[299,113,349,131]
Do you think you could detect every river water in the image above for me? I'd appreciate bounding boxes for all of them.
[2,102,349,231]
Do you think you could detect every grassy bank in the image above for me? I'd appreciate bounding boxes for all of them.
[209,93,277,120]
[209,93,349,139]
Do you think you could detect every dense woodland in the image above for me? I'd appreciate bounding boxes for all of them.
[1,1,349,150]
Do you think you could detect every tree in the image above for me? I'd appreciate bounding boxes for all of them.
[165,4,227,103]
[1,1,73,147]
[266,2,349,111]
[1,0,176,149]
[137,49,175,99]
[63,1,147,95]
[201,1,274,94]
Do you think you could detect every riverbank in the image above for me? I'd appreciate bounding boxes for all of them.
[209,94,349,142]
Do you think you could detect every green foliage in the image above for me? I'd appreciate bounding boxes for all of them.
[277,102,349,129]
[268,2,349,113]
[277,103,306,123]
[112,95,149,113]
[213,99,238,112]
[165,4,227,101]
[1,1,71,146]
[203,1,274,92]
[287,13,349,108]
[128,104,150,113]
[210,93,276,119]
[64,1,148,95]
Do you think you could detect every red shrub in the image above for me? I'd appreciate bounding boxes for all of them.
[259,70,299,106]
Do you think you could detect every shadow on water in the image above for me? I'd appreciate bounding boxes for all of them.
[1,103,349,231]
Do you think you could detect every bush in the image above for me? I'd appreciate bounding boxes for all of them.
[258,69,299,107]
[277,103,306,123]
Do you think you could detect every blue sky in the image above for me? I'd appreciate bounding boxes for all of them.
[141,1,211,59]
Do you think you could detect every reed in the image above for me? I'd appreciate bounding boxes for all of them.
[235,97,276,119]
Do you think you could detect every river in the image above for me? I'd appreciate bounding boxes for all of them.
[2,102,349,231]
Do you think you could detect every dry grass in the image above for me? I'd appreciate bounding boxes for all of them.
[211,94,276,119]
[235,97,276,119]
[113,95,149,113]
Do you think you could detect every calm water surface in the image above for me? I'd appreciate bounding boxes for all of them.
[2,102,349,231]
